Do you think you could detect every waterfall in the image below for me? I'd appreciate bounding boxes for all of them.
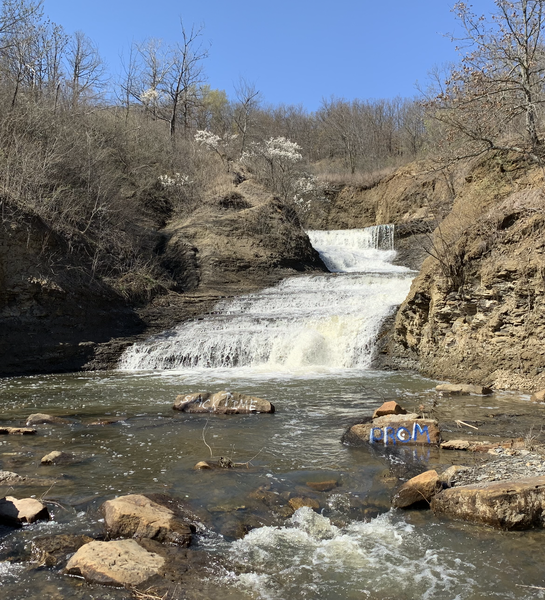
[118,226,413,373]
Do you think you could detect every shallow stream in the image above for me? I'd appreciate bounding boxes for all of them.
[0,228,544,599]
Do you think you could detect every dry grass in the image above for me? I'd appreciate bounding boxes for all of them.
[316,166,398,189]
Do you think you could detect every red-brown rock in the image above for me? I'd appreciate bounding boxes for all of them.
[372,401,407,419]
[392,470,442,508]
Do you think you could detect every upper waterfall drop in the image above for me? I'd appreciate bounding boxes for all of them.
[307,225,405,273]
[118,226,414,373]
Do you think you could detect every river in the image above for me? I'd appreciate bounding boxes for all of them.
[0,228,543,599]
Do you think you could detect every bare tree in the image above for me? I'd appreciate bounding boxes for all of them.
[233,78,261,156]
[429,0,545,161]
[164,22,208,137]
[65,31,106,109]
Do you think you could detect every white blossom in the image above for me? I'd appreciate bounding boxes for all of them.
[263,137,302,162]
[194,130,222,149]
[140,88,160,105]
[158,173,191,188]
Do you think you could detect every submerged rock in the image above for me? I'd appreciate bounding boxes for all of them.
[431,476,545,530]
[40,451,74,465]
[0,496,49,526]
[289,497,320,511]
[64,539,164,586]
[173,390,275,414]
[26,413,72,426]
[435,384,493,396]
[306,479,338,492]
[102,494,193,546]
[0,427,36,435]
[391,470,442,508]
[31,534,94,568]
[343,413,441,446]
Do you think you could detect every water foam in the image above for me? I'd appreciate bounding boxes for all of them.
[230,508,476,600]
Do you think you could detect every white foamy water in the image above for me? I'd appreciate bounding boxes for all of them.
[119,227,414,373]
[229,508,477,600]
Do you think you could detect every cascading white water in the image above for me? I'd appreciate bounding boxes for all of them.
[118,226,413,373]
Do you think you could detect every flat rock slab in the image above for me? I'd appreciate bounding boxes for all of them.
[26,413,72,426]
[372,401,407,419]
[392,470,442,508]
[441,439,525,452]
[0,496,49,526]
[344,413,441,446]
[0,427,36,435]
[102,494,193,546]
[173,391,274,414]
[436,384,492,396]
[65,539,164,587]
[431,476,545,530]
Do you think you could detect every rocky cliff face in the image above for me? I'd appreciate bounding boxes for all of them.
[323,153,545,392]
[0,205,143,376]
[386,158,545,392]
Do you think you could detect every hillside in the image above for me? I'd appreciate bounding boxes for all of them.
[0,180,325,376]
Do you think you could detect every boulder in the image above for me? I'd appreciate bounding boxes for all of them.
[173,391,274,414]
[343,413,441,446]
[431,476,545,529]
[0,427,36,435]
[26,413,72,426]
[102,494,193,546]
[288,497,320,511]
[41,451,74,465]
[0,496,49,525]
[372,401,407,419]
[531,389,545,403]
[392,470,442,508]
[435,383,492,396]
[64,539,164,586]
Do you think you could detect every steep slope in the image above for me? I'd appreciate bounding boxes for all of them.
[0,204,143,376]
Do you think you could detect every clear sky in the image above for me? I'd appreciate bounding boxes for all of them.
[44,0,495,110]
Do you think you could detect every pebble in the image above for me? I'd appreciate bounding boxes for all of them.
[453,450,545,487]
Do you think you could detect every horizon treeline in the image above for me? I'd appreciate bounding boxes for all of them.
[1,0,544,301]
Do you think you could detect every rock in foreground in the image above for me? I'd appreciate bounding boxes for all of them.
[102,494,193,546]
[431,476,545,530]
[65,539,164,586]
[343,413,441,446]
[392,470,442,508]
[174,391,274,414]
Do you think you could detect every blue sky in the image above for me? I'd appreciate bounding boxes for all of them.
[44,0,495,110]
